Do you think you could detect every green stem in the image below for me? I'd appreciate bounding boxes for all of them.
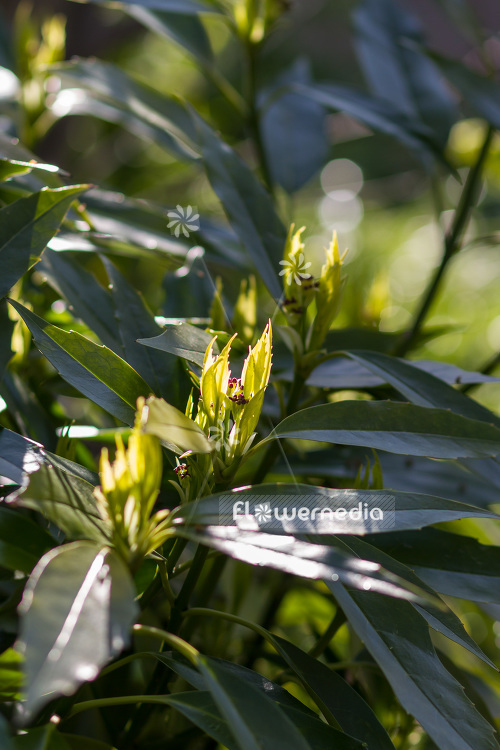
[121,546,208,747]
[395,125,494,356]
[246,37,274,194]
[251,371,306,483]
[308,608,346,659]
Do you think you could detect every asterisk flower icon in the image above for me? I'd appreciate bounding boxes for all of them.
[254,503,272,523]
[167,204,200,238]
[208,418,239,453]
[279,251,312,286]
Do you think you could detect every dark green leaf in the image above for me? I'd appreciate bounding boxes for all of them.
[103,258,178,399]
[171,483,499,533]
[61,737,117,750]
[192,113,286,300]
[1,371,55,447]
[125,7,213,63]
[297,83,441,164]
[17,541,138,723]
[173,525,429,601]
[197,655,312,750]
[260,60,328,193]
[0,427,97,486]
[372,528,500,603]
[0,716,14,750]
[0,299,14,382]
[0,186,89,300]
[328,582,499,750]
[10,462,109,543]
[38,249,121,353]
[353,0,457,147]
[344,351,500,426]
[268,400,500,458]
[306,355,500,390]
[334,536,495,668]
[8,301,152,425]
[138,322,216,367]
[159,653,365,750]
[285,449,500,509]
[51,60,198,162]
[12,724,72,750]
[267,634,395,750]
[0,506,54,574]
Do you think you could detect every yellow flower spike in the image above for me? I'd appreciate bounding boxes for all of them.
[241,321,272,401]
[307,231,347,353]
[200,333,237,422]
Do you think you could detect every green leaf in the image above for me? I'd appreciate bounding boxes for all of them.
[17,541,138,723]
[158,653,366,750]
[138,322,217,368]
[61,737,117,750]
[268,400,500,458]
[173,525,429,601]
[0,647,23,701]
[286,449,500,509]
[373,528,500,603]
[0,299,14,382]
[353,0,457,148]
[344,351,500,426]
[125,7,213,64]
[50,60,198,162]
[197,655,313,750]
[0,426,97,486]
[171,483,499,534]
[260,60,328,193]
[8,301,152,425]
[38,249,121,353]
[192,113,286,300]
[266,635,395,750]
[0,506,54,574]
[306,355,500,390]
[0,716,14,750]
[10,462,110,543]
[142,395,213,454]
[103,259,181,400]
[297,83,442,164]
[328,582,499,750]
[0,186,89,300]
[0,157,62,181]
[334,535,496,668]
[12,725,72,750]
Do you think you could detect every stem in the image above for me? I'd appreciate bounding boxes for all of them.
[251,371,306,483]
[121,546,208,747]
[395,125,494,356]
[246,37,274,194]
[308,608,346,659]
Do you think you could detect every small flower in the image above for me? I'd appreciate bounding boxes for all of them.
[173,463,190,479]
[279,251,312,286]
[254,503,272,523]
[167,204,200,238]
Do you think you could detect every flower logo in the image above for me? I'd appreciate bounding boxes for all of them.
[208,419,239,452]
[279,251,312,286]
[167,205,200,238]
[254,503,272,523]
